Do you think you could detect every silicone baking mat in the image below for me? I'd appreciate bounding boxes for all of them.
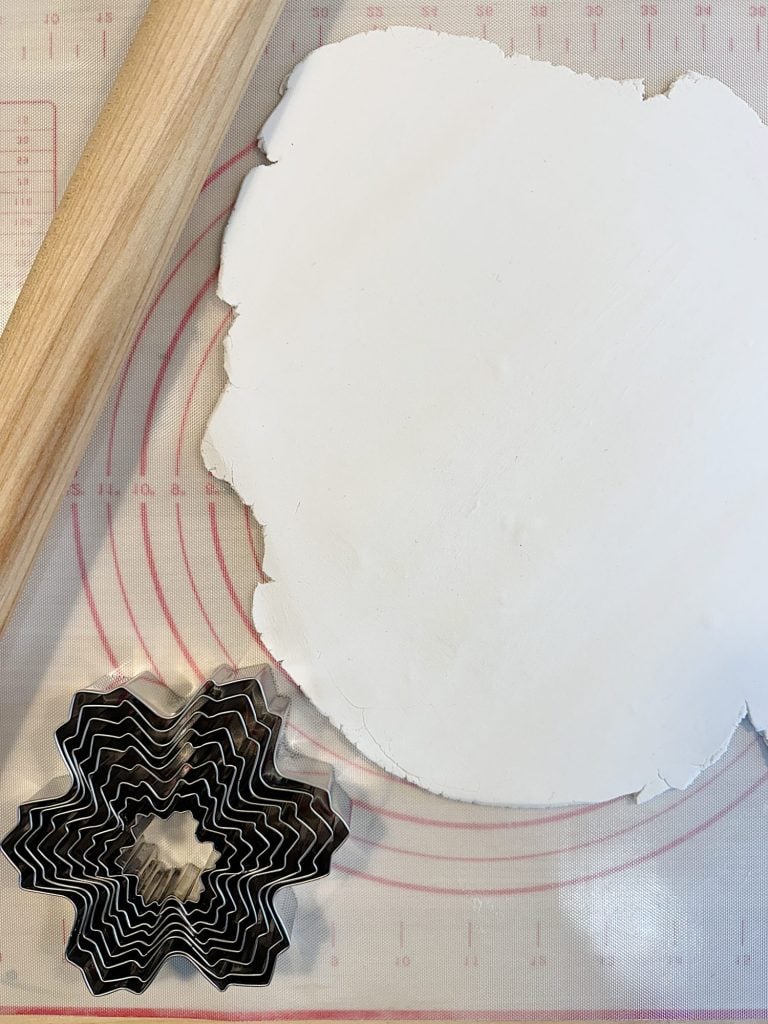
[1,0,768,1016]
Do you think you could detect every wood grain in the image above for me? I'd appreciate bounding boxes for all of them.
[0,0,285,633]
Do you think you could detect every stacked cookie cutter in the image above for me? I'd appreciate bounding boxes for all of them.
[1,666,350,994]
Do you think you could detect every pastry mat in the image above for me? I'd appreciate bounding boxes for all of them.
[1,0,767,1017]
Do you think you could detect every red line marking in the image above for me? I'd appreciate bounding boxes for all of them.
[8,1012,768,1022]
[208,501,264,643]
[140,501,204,681]
[535,921,541,948]
[174,309,232,475]
[106,501,165,684]
[51,100,57,207]
[140,270,218,476]
[71,502,119,671]
[106,206,232,476]
[175,501,235,666]
[350,795,616,831]
[729,34,734,50]
[336,770,768,896]
[285,718,390,779]
[339,735,759,860]
[202,140,258,191]
[106,142,252,478]
[0,127,52,135]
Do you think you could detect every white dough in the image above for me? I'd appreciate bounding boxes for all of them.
[203,27,768,806]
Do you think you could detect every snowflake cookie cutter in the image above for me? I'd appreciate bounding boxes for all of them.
[1,666,350,994]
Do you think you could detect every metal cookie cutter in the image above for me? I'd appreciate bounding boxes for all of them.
[1,666,350,995]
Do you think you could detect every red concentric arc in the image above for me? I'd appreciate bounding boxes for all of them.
[139,501,204,682]
[71,502,119,674]
[174,500,236,668]
[106,500,165,685]
[347,734,758,863]
[174,308,233,476]
[337,767,768,896]
[105,206,233,478]
[140,270,218,477]
[208,499,265,645]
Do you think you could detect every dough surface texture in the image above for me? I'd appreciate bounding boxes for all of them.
[203,28,768,805]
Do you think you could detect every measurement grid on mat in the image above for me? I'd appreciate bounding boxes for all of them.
[0,100,56,324]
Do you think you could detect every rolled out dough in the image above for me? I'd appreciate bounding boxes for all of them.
[203,27,768,806]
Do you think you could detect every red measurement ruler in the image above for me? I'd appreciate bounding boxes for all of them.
[0,100,56,322]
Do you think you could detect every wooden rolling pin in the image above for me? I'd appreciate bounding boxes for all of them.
[0,0,286,633]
